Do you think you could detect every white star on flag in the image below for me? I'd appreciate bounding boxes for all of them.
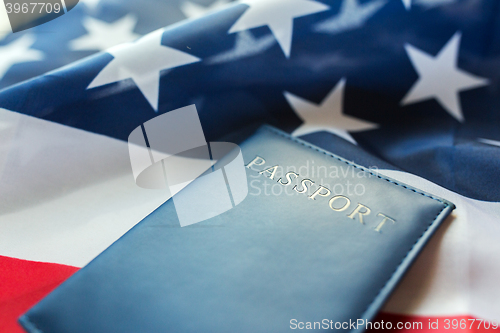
[69,15,141,52]
[228,0,329,58]
[80,0,101,11]
[180,0,231,19]
[206,30,275,64]
[414,0,456,8]
[284,78,378,144]
[0,34,44,80]
[87,29,201,111]
[478,138,500,148]
[401,32,489,122]
[402,0,411,10]
[314,0,387,35]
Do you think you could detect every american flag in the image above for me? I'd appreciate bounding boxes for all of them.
[0,0,499,332]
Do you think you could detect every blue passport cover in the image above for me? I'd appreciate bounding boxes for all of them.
[20,125,455,333]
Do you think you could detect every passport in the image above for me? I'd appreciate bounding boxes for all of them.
[19,125,455,333]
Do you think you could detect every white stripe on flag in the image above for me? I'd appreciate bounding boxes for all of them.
[0,108,171,267]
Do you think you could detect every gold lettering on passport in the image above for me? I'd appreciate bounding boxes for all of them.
[259,165,279,180]
[328,195,351,212]
[293,179,314,194]
[309,186,331,200]
[247,155,397,232]
[347,203,371,224]
[278,172,299,186]
[246,156,266,169]
[374,213,396,232]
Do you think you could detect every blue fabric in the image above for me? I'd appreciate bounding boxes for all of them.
[0,0,499,201]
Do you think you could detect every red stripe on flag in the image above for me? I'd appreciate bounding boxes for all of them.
[370,313,500,332]
[0,256,78,333]
[1,255,499,333]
